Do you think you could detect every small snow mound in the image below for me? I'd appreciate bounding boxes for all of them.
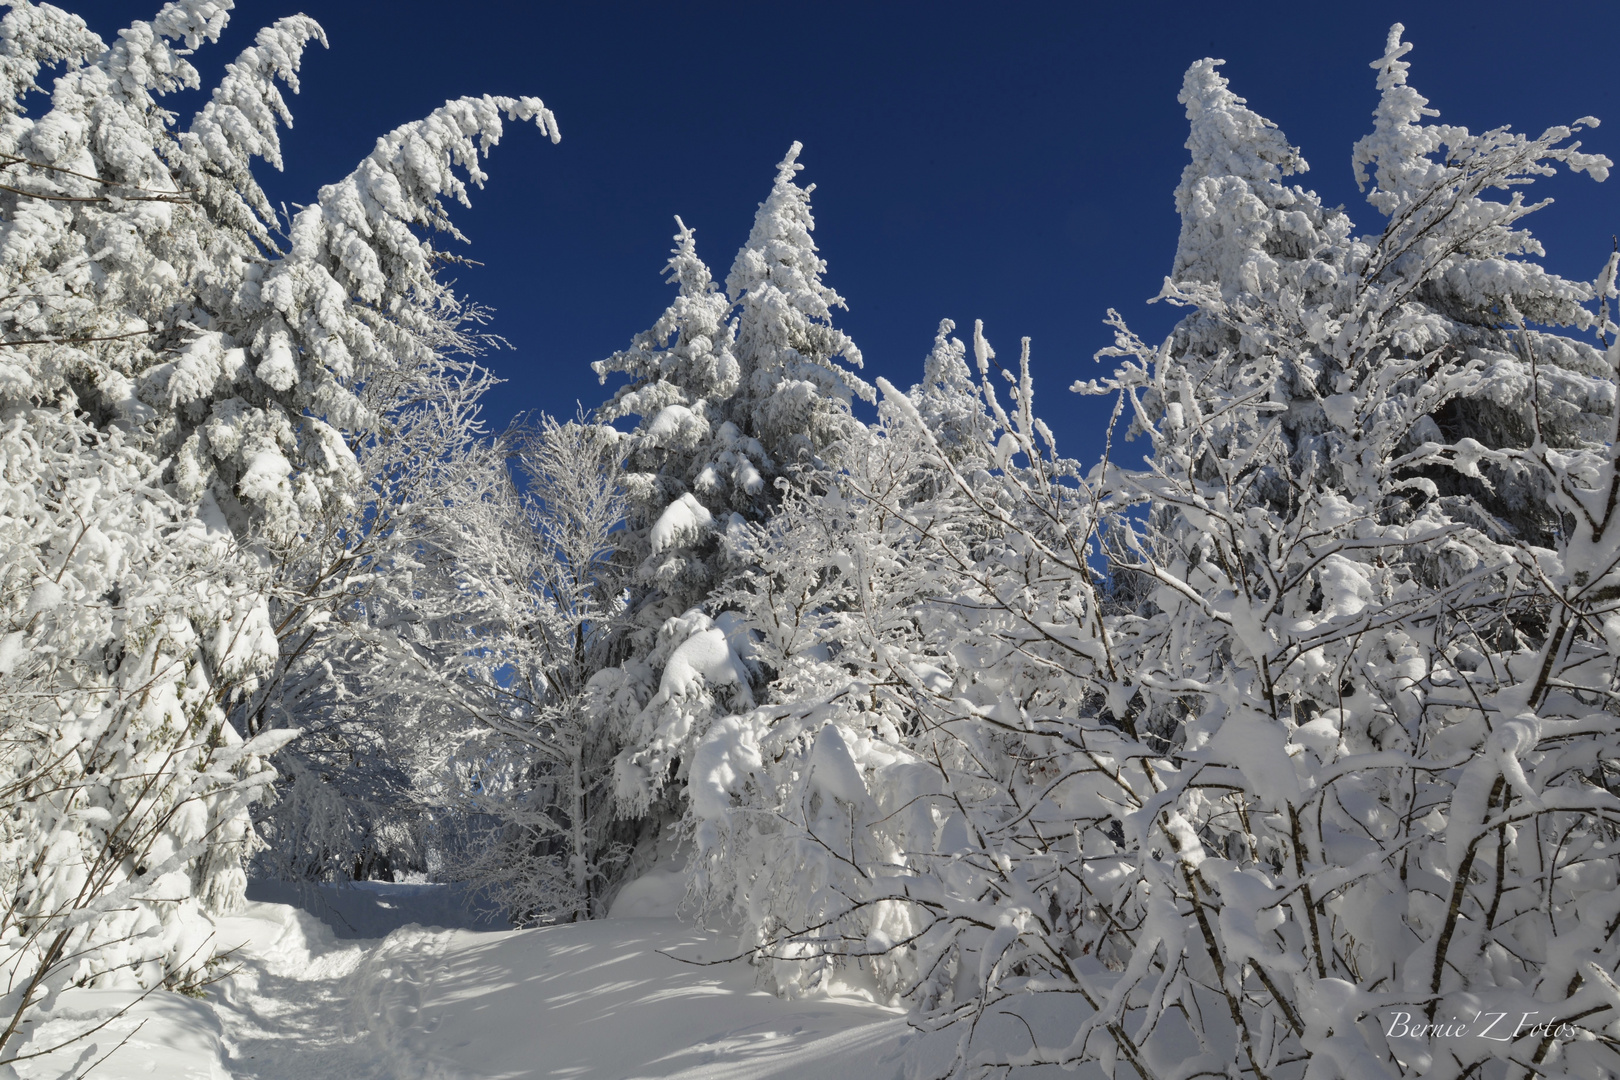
[609,869,688,918]
[212,899,369,981]
[9,988,230,1079]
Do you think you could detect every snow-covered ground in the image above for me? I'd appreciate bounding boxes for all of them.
[7,881,1086,1080]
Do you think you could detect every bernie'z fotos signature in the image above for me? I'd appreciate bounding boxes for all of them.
[1385,1011,1582,1042]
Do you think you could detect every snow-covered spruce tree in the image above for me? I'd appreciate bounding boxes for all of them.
[592,219,747,659]
[0,0,555,1054]
[1348,31,1613,548]
[589,146,871,890]
[725,142,872,483]
[910,318,999,471]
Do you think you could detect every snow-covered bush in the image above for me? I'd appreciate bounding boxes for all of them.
[417,413,631,923]
[0,0,554,1055]
[675,26,1620,1080]
[248,395,633,924]
[244,360,508,886]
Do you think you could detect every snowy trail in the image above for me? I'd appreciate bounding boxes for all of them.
[208,903,389,1079]
[196,897,916,1080]
[343,919,913,1080]
[12,889,1089,1079]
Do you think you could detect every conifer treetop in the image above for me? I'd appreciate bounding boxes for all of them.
[727,142,873,451]
[1170,56,1340,304]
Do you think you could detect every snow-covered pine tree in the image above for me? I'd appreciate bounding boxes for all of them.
[910,318,997,469]
[0,7,329,1044]
[593,219,748,649]
[1348,25,1613,546]
[0,0,555,1054]
[590,148,870,888]
[725,141,873,481]
[587,219,756,880]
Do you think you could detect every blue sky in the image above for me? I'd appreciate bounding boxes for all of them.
[69,1,1620,466]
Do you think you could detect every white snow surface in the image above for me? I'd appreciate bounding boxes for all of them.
[8,882,1091,1079]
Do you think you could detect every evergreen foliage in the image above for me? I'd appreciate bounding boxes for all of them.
[588,145,868,845]
[0,0,552,1056]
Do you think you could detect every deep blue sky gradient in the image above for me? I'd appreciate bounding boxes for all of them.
[66,1,1620,467]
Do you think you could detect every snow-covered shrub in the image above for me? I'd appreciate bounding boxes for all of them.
[428,413,632,923]
[685,410,943,996]
[690,320,1122,1013]
[244,361,509,886]
[0,0,554,1054]
[679,27,1620,1080]
[274,405,632,922]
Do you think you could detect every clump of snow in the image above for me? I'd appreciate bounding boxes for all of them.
[1315,552,1373,619]
[689,714,764,821]
[609,869,689,919]
[255,336,298,392]
[652,625,750,705]
[808,722,868,805]
[648,492,713,555]
[237,446,293,503]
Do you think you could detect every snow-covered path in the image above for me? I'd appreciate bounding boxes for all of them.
[210,905,914,1080]
[11,886,1082,1079]
[19,890,920,1080]
[208,904,381,1079]
[338,921,909,1079]
[12,880,1101,1075]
